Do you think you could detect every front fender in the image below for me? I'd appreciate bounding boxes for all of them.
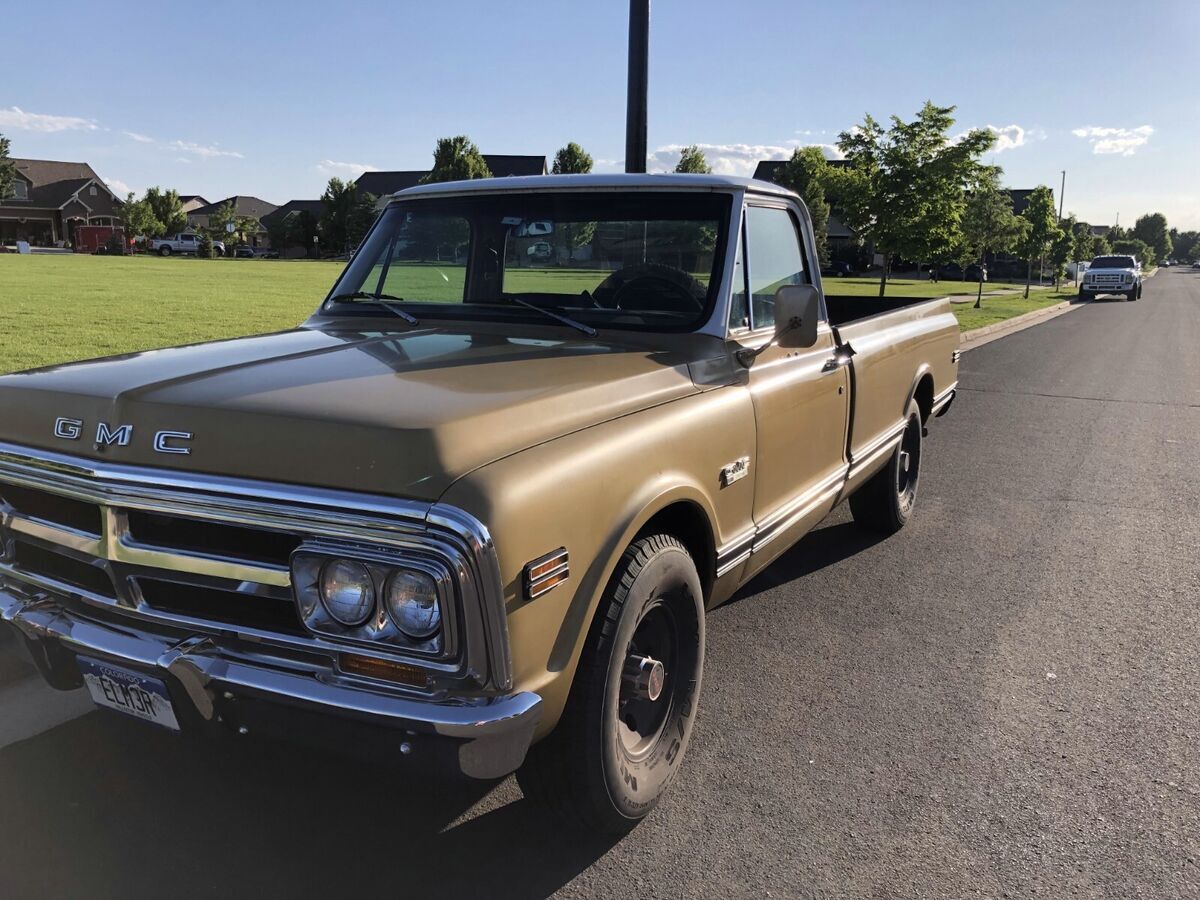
[437,386,756,737]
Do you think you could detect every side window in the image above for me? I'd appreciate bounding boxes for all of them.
[728,217,749,330]
[745,206,807,330]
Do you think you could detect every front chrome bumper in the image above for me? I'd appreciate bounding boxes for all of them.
[0,582,541,779]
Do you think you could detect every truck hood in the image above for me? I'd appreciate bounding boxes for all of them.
[0,323,726,501]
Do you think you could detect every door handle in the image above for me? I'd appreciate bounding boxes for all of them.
[822,355,850,373]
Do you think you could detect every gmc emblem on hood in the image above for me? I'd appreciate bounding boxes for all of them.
[53,417,193,455]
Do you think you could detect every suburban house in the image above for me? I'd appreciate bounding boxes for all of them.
[0,158,122,247]
[186,195,278,247]
[260,199,324,256]
[178,195,210,214]
[355,154,548,208]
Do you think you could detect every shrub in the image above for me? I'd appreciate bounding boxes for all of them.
[197,232,214,259]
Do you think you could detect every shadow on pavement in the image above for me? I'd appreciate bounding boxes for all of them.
[0,710,617,899]
[728,517,888,604]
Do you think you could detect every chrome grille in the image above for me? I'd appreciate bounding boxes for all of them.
[0,440,513,692]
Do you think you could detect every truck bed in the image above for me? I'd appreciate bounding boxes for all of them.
[824,294,938,326]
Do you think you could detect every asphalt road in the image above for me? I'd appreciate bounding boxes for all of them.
[1,270,1197,898]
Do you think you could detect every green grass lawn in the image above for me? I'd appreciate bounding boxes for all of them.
[951,289,1073,332]
[0,254,342,372]
[826,275,1045,298]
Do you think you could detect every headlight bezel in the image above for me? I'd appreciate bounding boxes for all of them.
[290,543,454,658]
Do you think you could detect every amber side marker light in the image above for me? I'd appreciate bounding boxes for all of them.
[339,653,428,687]
[524,547,569,600]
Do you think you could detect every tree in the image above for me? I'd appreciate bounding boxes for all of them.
[347,191,378,248]
[1072,220,1095,284]
[674,145,712,174]
[318,178,358,254]
[207,200,237,237]
[552,142,593,175]
[119,192,162,239]
[1111,237,1154,270]
[1016,185,1060,298]
[1132,213,1171,265]
[1172,229,1200,262]
[771,146,831,266]
[197,232,214,259]
[837,101,995,296]
[959,168,1027,306]
[143,187,187,235]
[421,136,492,184]
[1091,233,1112,258]
[0,132,15,201]
[1049,216,1076,290]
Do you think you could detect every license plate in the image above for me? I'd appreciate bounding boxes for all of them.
[78,657,181,731]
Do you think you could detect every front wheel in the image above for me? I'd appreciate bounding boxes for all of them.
[1128,289,1138,302]
[517,534,704,833]
[849,399,923,534]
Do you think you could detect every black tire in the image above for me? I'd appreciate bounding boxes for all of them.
[517,534,704,833]
[849,399,923,534]
[159,245,171,257]
[1128,289,1138,302]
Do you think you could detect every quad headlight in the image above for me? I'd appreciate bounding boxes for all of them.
[385,570,441,638]
[291,548,447,649]
[319,559,375,626]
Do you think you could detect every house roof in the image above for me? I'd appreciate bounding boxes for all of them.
[481,154,547,177]
[752,157,850,183]
[188,195,278,219]
[353,155,548,197]
[354,171,426,197]
[4,158,121,215]
[179,194,208,204]
[261,199,324,227]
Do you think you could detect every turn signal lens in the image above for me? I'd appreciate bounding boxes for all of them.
[385,570,441,639]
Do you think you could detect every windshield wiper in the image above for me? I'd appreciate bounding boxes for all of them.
[506,297,597,337]
[328,292,420,326]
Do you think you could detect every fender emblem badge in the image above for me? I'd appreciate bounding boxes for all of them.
[720,457,750,487]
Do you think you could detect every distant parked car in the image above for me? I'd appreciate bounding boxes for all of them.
[150,232,225,257]
[1192,260,1200,269]
[527,241,553,262]
[821,260,854,277]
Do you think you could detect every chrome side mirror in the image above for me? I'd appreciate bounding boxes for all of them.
[775,284,820,349]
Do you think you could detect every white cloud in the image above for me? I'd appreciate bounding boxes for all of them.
[987,124,1026,152]
[647,142,842,177]
[175,157,192,164]
[124,131,155,143]
[315,159,379,177]
[0,106,98,133]
[168,139,243,159]
[103,176,135,196]
[1072,125,1153,156]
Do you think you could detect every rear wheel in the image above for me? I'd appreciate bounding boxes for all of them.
[849,399,923,534]
[517,534,704,833]
[158,245,171,257]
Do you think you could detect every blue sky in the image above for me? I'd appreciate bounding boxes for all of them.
[6,0,1197,229]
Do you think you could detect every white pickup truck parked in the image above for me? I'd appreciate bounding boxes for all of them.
[1079,254,1141,302]
[149,232,225,257]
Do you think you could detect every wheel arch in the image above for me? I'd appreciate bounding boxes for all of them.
[909,366,936,424]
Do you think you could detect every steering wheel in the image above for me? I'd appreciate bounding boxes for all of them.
[593,264,707,314]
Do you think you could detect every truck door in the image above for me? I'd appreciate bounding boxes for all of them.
[734,204,851,575]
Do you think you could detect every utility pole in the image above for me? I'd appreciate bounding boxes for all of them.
[1058,170,1066,222]
[625,0,650,174]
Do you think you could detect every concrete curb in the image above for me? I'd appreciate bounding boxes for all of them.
[960,298,1092,352]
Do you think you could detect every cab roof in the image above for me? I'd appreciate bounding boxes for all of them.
[393,173,797,201]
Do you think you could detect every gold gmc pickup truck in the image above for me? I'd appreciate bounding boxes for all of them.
[0,174,958,832]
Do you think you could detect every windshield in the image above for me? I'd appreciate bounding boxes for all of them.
[323,191,730,332]
[1091,256,1137,269]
